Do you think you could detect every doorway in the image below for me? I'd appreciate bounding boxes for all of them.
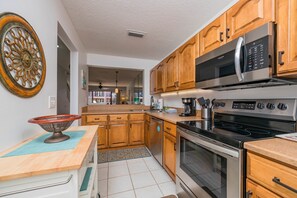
[57,37,70,114]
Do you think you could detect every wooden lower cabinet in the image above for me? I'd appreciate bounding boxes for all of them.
[109,121,129,148]
[163,131,176,181]
[246,179,281,198]
[97,122,108,149]
[247,151,297,197]
[144,117,151,149]
[129,121,144,145]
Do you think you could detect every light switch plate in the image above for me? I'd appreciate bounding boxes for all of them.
[48,96,56,109]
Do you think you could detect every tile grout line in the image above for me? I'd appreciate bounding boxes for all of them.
[127,158,138,198]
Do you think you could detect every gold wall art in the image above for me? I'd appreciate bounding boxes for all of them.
[0,12,46,98]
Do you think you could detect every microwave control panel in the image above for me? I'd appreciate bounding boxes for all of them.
[245,36,270,72]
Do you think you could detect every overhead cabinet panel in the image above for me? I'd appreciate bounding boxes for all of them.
[276,0,297,76]
[164,51,179,92]
[200,13,226,55]
[226,0,275,41]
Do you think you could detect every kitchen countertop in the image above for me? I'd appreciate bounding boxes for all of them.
[82,110,202,124]
[146,111,201,124]
[244,138,297,169]
[0,125,97,181]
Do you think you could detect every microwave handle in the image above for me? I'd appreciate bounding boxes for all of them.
[235,37,244,82]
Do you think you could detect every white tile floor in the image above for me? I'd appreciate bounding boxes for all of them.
[98,156,177,198]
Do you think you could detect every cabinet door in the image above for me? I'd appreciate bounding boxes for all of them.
[163,132,176,180]
[164,51,179,92]
[150,68,157,94]
[200,13,226,55]
[109,121,128,148]
[246,179,281,198]
[129,121,145,145]
[276,0,297,76]
[156,62,164,93]
[178,37,196,90]
[98,123,108,149]
[226,0,275,41]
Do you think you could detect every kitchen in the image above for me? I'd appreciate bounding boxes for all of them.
[0,0,297,198]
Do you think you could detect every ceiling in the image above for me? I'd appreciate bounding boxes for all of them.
[88,67,143,88]
[61,0,236,60]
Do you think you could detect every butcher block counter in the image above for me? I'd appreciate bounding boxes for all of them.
[0,125,98,198]
[244,138,297,197]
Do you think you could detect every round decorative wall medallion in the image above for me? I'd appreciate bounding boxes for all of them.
[0,12,46,97]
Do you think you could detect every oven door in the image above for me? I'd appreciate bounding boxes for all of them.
[176,127,243,198]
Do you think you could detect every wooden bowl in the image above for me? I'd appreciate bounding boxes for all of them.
[28,114,81,143]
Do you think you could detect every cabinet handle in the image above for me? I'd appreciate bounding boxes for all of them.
[278,51,285,66]
[245,190,253,198]
[117,117,121,119]
[219,32,224,42]
[130,124,132,128]
[272,177,297,193]
[166,127,171,131]
[94,118,100,120]
[226,28,230,39]
[174,143,176,151]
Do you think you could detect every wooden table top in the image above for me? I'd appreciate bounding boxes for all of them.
[244,138,297,169]
[0,125,97,181]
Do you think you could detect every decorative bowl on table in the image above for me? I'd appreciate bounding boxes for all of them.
[28,114,81,143]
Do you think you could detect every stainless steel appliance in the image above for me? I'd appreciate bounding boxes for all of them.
[180,98,196,117]
[195,22,296,90]
[176,99,297,198]
[149,117,163,165]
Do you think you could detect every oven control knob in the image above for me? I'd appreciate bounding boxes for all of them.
[266,103,275,110]
[257,103,265,109]
[220,102,226,107]
[277,103,287,111]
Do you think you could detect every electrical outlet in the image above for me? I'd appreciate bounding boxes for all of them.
[48,96,56,109]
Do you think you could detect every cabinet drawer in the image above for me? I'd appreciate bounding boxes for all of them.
[130,114,144,121]
[109,114,128,121]
[247,152,297,197]
[86,115,107,123]
[246,178,281,198]
[164,121,176,137]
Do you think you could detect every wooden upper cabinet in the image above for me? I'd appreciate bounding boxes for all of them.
[276,0,297,76]
[150,68,157,94]
[226,0,275,41]
[156,62,164,93]
[164,51,179,92]
[200,13,226,55]
[178,36,197,90]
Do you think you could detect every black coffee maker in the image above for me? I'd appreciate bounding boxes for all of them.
[180,98,196,117]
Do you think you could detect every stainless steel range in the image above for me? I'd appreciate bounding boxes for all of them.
[176,99,297,198]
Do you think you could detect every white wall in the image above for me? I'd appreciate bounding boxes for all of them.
[160,85,297,109]
[0,0,87,151]
[87,53,159,105]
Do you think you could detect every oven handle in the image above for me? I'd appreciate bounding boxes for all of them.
[235,37,244,82]
[179,129,239,158]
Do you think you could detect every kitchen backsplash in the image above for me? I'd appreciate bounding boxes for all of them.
[159,84,297,109]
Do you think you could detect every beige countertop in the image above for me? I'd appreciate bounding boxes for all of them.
[244,138,297,169]
[145,111,201,124]
[0,125,97,181]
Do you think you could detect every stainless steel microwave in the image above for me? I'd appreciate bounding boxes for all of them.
[195,22,296,90]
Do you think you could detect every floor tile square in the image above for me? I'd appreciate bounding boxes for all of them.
[109,160,127,167]
[135,185,163,198]
[144,157,163,171]
[151,169,172,184]
[128,161,149,174]
[108,190,136,198]
[98,162,108,168]
[98,179,107,197]
[131,172,156,189]
[158,181,176,196]
[109,164,129,178]
[108,175,133,195]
